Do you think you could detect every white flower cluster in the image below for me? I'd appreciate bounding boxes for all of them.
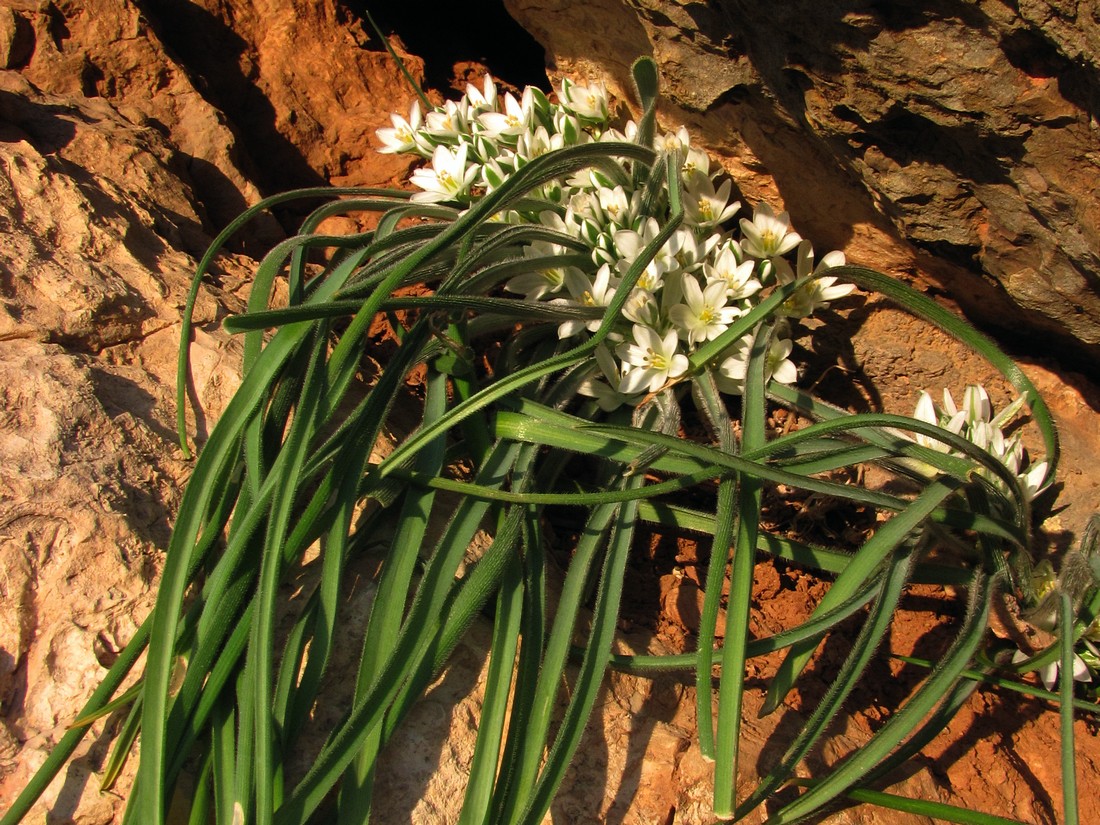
[377,75,854,407]
[912,385,1049,500]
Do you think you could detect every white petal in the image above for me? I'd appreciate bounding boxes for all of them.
[914,392,938,426]
[1073,653,1093,683]
[942,388,959,417]
[1040,661,1059,692]
[668,354,690,380]
[680,273,704,310]
[619,365,653,395]
[771,359,798,385]
[633,324,663,354]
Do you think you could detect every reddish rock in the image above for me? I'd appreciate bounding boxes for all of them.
[1,1,1100,823]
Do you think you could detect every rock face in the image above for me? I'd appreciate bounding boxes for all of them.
[0,64,245,823]
[12,0,418,235]
[1,0,1100,823]
[504,0,1100,375]
[0,2,415,819]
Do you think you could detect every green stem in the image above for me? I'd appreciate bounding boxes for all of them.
[1061,592,1080,825]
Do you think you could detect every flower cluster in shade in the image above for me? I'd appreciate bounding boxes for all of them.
[377,75,855,407]
[1012,554,1096,691]
[911,385,1050,500]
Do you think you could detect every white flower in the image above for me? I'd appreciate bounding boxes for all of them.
[464,75,499,113]
[622,288,661,327]
[480,157,516,192]
[669,274,739,346]
[375,83,840,407]
[775,241,854,317]
[584,263,619,309]
[673,227,717,272]
[616,324,690,394]
[912,390,965,452]
[682,145,711,179]
[553,109,583,145]
[598,186,634,228]
[375,101,426,155]
[615,218,676,291]
[613,217,663,264]
[704,243,761,301]
[570,187,633,240]
[516,124,564,162]
[424,99,467,139]
[577,344,638,411]
[766,336,798,385]
[600,121,638,144]
[1013,647,1092,692]
[557,263,619,337]
[567,190,599,222]
[956,385,992,430]
[634,266,665,294]
[478,88,535,138]
[683,174,740,230]
[658,126,693,162]
[667,227,716,274]
[715,332,797,395]
[560,77,609,122]
[740,202,802,258]
[538,209,580,239]
[1020,460,1051,501]
[505,241,585,300]
[409,143,479,203]
[909,385,1051,500]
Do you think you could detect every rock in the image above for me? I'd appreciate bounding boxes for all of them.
[13,0,275,242]
[0,59,246,825]
[0,339,166,818]
[126,0,425,190]
[2,1,1100,823]
[13,0,422,237]
[503,0,1100,376]
[0,7,33,70]
[0,4,425,819]
[0,71,213,348]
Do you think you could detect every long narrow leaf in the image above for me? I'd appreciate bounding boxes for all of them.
[762,477,963,716]
[770,567,994,823]
[517,479,646,825]
[713,323,767,817]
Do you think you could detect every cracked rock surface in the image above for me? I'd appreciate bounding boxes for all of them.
[506,0,1100,374]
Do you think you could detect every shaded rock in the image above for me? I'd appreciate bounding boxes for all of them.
[0,52,247,825]
[14,0,278,241]
[133,0,424,191]
[0,339,166,820]
[0,7,33,70]
[0,71,214,349]
[0,6,421,821]
[13,0,423,236]
[504,0,1100,376]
